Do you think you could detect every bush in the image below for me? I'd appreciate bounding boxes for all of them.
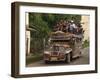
[26,53,43,65]
[82,40,89,48]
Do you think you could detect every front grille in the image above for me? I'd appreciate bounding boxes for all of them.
[51,52,58,56]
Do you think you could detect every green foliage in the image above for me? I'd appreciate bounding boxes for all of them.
[26,53,43,65]
[29,13,50,38]
[29,13,81,54]
[82,40,89,48]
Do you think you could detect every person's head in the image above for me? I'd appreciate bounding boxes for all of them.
[64,20,67,23]
[70,20,74,24]
[56,23,59,26]
[60,19,63,22]
[78,23,82,28]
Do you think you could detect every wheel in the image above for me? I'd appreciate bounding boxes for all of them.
[67,53,71,63]
[65,53,71,63]
[70,52,73,61]
[79,51,82,57]
[44,60,50,64]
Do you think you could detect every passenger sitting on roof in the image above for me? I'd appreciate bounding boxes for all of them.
[54,23,59,31]
[76,24,84,41]
[76,24,83,35]
[68,20,76,33]
[62,20,68,32]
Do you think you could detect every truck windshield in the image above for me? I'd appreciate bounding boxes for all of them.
[45,44,67,52]
[52,46,59,51]
[49,46,65,52]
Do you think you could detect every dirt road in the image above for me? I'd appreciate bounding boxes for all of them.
[26,47,89,67]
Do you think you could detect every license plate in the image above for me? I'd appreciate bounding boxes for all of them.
[51,57,57,61]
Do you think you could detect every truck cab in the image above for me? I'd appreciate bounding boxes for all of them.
[44,44,72,63]
[44,31,83,63]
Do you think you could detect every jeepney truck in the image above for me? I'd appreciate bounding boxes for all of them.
[44,31,83,63]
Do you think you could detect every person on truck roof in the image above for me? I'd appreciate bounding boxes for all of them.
[68,20,76,33]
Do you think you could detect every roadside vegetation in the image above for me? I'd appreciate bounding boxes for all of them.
[82,40,89,48]
[26,53,43,65]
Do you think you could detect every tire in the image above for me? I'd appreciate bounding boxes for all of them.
[70,52,73,61]
[44,60,50,64]
[65,53,71,63]
[79,51,82,57]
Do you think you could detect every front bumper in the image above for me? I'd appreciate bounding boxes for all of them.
[44,55,66,61]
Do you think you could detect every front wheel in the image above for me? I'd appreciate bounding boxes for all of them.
[44,60,50,64]
[79,51,82,57]
[65,53,71,63]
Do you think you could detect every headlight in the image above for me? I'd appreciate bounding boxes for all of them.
[44,51,49,54]
[66,48,72,53]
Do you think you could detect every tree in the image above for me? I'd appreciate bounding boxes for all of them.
[29,13,81,54]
